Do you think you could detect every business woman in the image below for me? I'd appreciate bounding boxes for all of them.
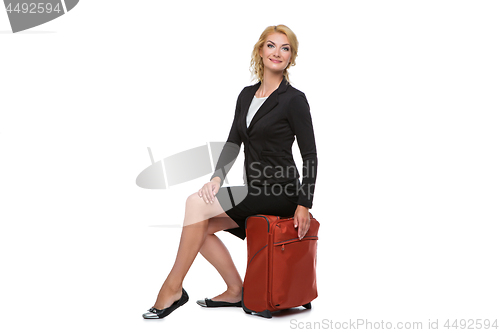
[142,24,318,319]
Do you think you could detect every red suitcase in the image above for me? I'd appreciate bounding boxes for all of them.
[242,214,320,318]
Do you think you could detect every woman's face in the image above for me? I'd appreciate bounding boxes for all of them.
[259,32,292,75]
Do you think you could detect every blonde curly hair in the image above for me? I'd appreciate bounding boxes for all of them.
[250,24,299,83]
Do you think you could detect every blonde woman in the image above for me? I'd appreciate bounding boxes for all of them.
[143,24,318,319]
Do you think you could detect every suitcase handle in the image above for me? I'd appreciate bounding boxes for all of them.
[277,212,314,220]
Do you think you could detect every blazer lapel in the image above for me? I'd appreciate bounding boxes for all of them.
[239,82,259,141]
[246,76,289,134]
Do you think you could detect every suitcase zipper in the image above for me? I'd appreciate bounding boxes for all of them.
[268,220,278,310]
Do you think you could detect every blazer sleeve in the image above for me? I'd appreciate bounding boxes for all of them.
[209,90,243,185]
[286,93,318,209]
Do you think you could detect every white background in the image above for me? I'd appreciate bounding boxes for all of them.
[1,1,499,332]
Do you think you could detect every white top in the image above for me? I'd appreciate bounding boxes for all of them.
[246,95,268,127]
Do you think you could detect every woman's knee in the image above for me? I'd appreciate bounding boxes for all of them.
[185,192,204,210]
[184,191,225,223]
[185,192,215,220]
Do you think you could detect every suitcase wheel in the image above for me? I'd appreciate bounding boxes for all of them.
[302,302,312,309]
[257,309,272,319]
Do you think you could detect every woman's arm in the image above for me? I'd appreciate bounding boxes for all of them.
[201,90,244,204]
[287,93,318,209]
[287,93,318,239]
[209,91,243,185]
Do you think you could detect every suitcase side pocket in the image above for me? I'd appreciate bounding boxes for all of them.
[271,236,318,309]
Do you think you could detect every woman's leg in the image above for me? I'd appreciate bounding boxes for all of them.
[198,216,242,303]
[151,193,238,309]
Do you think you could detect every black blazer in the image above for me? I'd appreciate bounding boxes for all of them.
[211,76,318,209]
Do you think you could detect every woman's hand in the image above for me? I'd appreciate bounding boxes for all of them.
[294,205,311,240]
[198,177,221,204]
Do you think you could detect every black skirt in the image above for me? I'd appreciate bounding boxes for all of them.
[215,181,299,240]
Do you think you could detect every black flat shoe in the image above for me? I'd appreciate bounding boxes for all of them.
[196,298,242,308]
[142,288,189,319]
